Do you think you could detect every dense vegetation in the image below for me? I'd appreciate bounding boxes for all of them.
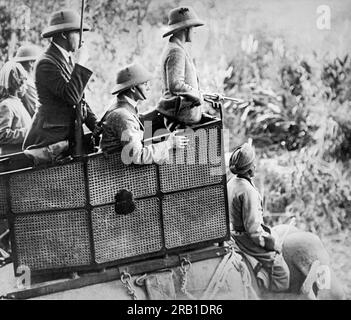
[222,35,351,236]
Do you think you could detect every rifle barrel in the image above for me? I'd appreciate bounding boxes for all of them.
[204,94,246,104]
[79,0,85,48]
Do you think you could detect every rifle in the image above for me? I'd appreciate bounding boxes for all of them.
[72,0,85,157]
[203,93,250,120]
[203,93,248,105]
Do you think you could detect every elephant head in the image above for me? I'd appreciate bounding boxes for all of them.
[271,225,345,300]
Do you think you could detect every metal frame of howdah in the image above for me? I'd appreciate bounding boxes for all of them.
[0,115,230,277]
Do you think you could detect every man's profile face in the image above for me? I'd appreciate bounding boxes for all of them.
[67,30,80,52]
[185,27,193,43]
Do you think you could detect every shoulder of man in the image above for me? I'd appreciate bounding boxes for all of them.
[167,42,185,56]
[231,177,256,197]
[34,53,59,75]
[105,104,137,124]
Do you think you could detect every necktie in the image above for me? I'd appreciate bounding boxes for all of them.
[68,56,74,70]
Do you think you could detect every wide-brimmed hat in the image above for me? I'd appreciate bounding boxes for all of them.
[229,143,256,175]
[112,63,153,95]
[42,9,90,38]
[163,6,204,38]
[14,45,42,62]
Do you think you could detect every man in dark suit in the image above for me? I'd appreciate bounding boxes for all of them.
[23,9,98,162]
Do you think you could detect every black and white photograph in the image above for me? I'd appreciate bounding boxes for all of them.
[0,0,350,302]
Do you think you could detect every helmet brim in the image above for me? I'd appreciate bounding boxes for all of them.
[162,19,204,38]
[111,73,153,95]
[42,23,90,38]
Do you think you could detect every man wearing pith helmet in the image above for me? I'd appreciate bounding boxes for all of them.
[227,142,290,292]
[14,44,42,117]
[144,6,205,132]
[23,9,98,162]
[100,63,189,165]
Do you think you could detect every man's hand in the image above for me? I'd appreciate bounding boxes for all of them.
[167,131,189,149]
[75,44,89,67]
[180,92,202,106]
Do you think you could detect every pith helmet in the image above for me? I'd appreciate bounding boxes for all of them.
[14,45,42,62]
[163,6,204,38]
[229,143,256,175]
[41,9,90,38]
[112,63,153,95]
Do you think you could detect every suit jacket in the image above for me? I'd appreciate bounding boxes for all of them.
[23,43,97,150]
[0,96,32,155]
[100,97,171,165]
[157,37,202,124]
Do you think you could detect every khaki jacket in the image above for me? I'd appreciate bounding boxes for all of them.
[228,176,290,291]
[0,96,31,155]
[100,97,171,165]
[227,176,279,253]
[157,37,202,124]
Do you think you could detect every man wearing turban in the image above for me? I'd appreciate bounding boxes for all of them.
[227,142,290,292]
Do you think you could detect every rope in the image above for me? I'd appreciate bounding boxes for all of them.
[238,257,259,300]
[201,248,258,300]
[201,252,232,299]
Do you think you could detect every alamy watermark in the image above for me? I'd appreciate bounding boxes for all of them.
[316,5,331,30]
[119,122,230,177]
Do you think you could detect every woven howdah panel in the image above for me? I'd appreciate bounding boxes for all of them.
[0,177,8,219]
[87,152,158,206]
[92,197,162,264]
[162,185,228,249]
[9,162,86,214]
[159,124,224,193]
[13,210,92,271]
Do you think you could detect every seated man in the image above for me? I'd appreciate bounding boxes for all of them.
[0,61,32,156]
[100,63,189,165]
[14,44,42,117]
[227,142,290,292]
[142,6,205,133]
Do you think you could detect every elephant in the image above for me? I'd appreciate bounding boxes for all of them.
[266,225,345,300]
[18,225,343,300]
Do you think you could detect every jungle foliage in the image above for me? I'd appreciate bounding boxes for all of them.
[222,35,351,235]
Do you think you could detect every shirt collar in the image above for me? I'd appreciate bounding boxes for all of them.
[52,41,71,64]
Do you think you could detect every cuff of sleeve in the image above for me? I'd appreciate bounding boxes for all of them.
[74,63,93,78]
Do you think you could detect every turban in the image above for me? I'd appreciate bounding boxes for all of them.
[229,142,256,175]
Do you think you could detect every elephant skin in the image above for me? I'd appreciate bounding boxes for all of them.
[271,225,345,300]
